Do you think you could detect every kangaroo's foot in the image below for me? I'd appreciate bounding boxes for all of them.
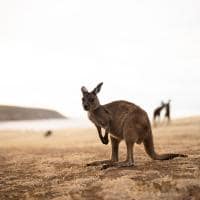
[101,161,134,170]
[86,159,113,167]
[102,136,109,145]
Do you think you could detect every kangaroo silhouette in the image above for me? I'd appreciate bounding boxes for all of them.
[153,101,165,126]
[164,100,171,124]
[81,83,187,169]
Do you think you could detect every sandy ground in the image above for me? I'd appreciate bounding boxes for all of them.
[0,116,200,200]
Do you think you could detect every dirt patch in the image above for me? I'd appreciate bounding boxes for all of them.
[0,117,200,199]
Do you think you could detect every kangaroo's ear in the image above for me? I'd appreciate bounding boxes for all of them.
[81,86,88,94]
[92,82,103,95]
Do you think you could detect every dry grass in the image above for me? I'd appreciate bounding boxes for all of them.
[0,116,200,200]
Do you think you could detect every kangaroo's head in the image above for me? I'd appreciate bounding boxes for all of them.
[81,82,103,111]
[161,101,165,107]
[165,99,171,107]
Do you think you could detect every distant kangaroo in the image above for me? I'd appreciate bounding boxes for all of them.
[164,100,171,124]
[153,101,165,126]
[81,83,187,169]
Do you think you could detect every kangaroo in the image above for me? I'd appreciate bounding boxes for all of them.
[81,83,187,169]
[153,101,165,126]
[164,100,171,124]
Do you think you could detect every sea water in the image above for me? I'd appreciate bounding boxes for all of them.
[0,118,92,131]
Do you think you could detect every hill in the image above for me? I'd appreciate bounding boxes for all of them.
[0,105,66,121]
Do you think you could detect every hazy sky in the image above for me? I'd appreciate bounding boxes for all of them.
[0,0,200,118]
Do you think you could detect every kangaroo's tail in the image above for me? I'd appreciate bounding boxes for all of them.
[143,128,187,160]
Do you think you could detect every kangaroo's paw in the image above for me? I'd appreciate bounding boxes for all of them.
[115,161,135,168]
[102,137,109,145]
[101,161,135,169]
[101,163,115,170]
[86,160,112,167]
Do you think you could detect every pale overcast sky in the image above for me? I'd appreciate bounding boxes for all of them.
[0,0,199,118]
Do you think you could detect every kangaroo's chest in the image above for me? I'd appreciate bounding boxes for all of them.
[88,112,108,128]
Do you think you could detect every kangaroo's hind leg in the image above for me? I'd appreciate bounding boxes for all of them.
[102,140,135,169]
[113,121,138,168]
[114,141,135,168]
[110,136,120,162]
[102,119,138,169]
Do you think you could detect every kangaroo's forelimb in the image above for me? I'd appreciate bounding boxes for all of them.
[95,125,109,145]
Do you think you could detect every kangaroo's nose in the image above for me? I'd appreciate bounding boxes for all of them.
[84,105,89,110]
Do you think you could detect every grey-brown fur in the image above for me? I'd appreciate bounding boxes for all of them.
[81,83,187,169]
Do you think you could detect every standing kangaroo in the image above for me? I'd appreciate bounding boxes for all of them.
[153,102,165,126]
[164,100,171,124]
[81,83,187,169]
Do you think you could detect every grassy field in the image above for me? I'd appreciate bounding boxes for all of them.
[0,117,200,200]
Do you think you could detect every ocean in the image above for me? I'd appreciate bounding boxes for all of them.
[0,118,92,131]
